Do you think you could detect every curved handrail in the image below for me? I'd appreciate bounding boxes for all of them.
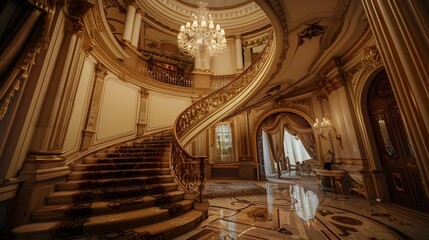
[170,33,274,201]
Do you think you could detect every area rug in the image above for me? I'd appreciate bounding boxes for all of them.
[203,182,266,199]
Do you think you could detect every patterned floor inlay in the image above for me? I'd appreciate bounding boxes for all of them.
[178,179,429,239]
[203,182,266,199]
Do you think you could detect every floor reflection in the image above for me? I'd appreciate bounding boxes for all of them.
[178,179,429,240]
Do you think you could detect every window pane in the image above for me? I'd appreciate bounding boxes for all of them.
[216,124,233,162]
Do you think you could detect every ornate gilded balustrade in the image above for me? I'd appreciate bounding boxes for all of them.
[140,60,193,87]
[171,34,274,202]
[210,74,239,90]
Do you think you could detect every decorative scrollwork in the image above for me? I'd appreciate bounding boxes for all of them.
[171,34,274,201]
[297,22,327,46]
[361,45,382,72]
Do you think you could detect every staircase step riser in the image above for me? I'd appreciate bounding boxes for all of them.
[105,148,171,153]
[47,184,179,205]
[117,144,171,150]
[31,193,185,222]
[95,152,170,158]
[57,176,174,191]
[68,169,171,180]
[15,201,194,240]
[95,210,203,240]
[81,203,193,239]
[115,144,171,148]
[73,162,170,171]
[74,203,192,239]
[83,157,170,164]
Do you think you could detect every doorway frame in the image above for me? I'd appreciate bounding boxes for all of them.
[354,65,392,202]
[251,107,319,179]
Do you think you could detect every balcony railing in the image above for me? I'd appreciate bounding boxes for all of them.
[140,59,193,87]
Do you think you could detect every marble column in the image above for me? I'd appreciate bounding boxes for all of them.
[243,47,252,68]
[194,50,202,71]
[123,3,136,43]
[203,55,211,72]
[361,0,429,196]
[235,35,243,72]
[130,8,142,47]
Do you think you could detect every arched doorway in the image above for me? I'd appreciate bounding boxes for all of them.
[255,112,317,180]
[367,70,429,212]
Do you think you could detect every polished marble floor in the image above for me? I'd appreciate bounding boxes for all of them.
[178,177,429,240]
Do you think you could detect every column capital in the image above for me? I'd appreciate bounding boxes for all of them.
[141,88,149,96]
[95,63,108,78]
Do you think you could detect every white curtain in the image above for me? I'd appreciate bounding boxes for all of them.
[260,113,315,178]
[262,131,275,176]
[283,129,311,166]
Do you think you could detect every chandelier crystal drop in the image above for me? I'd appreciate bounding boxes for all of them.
[177,1,227,58]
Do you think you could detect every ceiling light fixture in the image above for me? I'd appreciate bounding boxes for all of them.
[177,1,227,59]
[313,115,343,148]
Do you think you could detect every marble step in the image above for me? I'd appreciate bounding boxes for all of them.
[47,182,179,205]
[57,175,175,191]
[116,143,171,149]
[12,199,195,240]
[72,161,170,171]
[31,190,186,222]
[117,142,171,148]
[129,142,171,147]
[95,151,170,158]
[68,168,172,180]
[104,147,171,154]
[83,156,169,164]
[85,210,205,240]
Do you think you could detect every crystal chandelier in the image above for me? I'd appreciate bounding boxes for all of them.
[177,1,227,58]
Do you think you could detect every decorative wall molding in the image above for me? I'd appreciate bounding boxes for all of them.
[315,72,345,102]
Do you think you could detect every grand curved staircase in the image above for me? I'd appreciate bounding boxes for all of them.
[12,17,281,238]
[12,131,205,239]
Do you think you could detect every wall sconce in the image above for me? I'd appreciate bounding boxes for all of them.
[313,115,343,148]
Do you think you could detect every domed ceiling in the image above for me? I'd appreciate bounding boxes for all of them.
[101,0,368,113]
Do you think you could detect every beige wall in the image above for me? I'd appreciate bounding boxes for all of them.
[95,77,140,143]
[146,92,191,133]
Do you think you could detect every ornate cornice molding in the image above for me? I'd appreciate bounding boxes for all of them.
[65,0,95,34]
[315,72,345,102]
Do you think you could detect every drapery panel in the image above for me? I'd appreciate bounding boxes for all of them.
[260,113,316,163]
[260,114,286,178]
